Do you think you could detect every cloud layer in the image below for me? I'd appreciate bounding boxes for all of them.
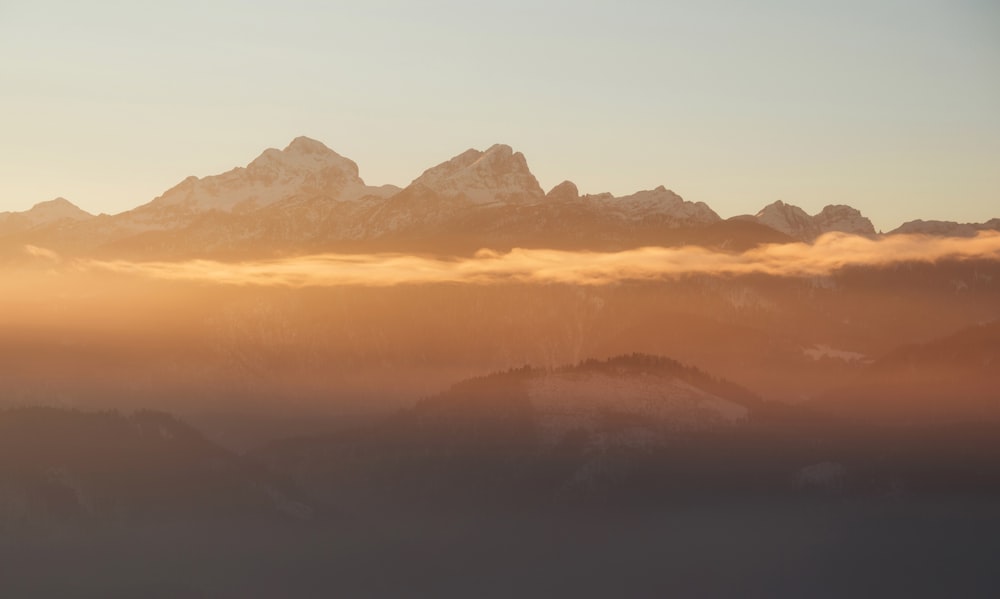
[61,232,1000,287]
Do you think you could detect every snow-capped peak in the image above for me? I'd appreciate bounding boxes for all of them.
[136,137,377,219]
[754,200,874,241]
[813,204,876,237]
[245,136,361,182]
[755,201,820,240]
[410,144,545,204]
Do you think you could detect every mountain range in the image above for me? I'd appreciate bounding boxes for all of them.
[4,136,997,259]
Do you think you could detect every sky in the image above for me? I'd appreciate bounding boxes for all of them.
[1,0,998,231]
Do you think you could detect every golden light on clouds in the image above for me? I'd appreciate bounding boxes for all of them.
[27,231,1000,288]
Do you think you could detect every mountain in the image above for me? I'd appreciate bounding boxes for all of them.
[155,135,395,212]
[819,321,1000,421]
[813,204,877,236]
[409,143,544,204]
[254,348,1000,519]
[114,136,399,232]
[0,198,93,234]
[588,185,719,227]
[890,218,1000,237]
[751,200,876,241]
[0,407,313,528]
[0,137,405,257]
[254,354,769,513]
[414,354,756,446]
[750,200,819,240]
[8,385,1000,598]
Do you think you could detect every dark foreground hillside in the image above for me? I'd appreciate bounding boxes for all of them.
[4,498,999,598]
[3,357,1000,598]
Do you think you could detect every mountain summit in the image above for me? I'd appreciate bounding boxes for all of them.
[0,197,93,234]
[138,136,381,217]
[754,201,875,241]
[410,144,545,204]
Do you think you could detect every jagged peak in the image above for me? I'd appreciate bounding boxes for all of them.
[247,136,361,179]
[410,143,544,204]
[755,199,804,218]
[816,204,863,217]
[131,136,375,216]
[814,204,876,236]
[753,200,874,240]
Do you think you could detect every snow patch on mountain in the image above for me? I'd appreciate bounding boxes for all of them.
[527,372,747,447]
[803,345,868,363]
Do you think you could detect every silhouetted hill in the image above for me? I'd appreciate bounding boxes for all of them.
[251,351,1000,520]
[0,407,313,529]
[253,354,834,514]
[819,321,1000,421]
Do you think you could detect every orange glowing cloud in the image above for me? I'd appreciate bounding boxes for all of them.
[37,231,1000,287]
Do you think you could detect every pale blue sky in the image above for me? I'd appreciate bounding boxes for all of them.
[1,0,997,229]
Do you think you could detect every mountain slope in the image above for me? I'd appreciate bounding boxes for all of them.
[0,407,313,527]
[254,354,767,513]
[818,321,1000,421]
[891,218,1000,237]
